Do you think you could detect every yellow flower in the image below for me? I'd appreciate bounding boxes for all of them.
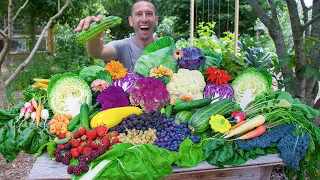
[149,65,173,78]
[209,114,231,133]
[172,49,183,60]
[105,60,127,80]
[91,79,108,92]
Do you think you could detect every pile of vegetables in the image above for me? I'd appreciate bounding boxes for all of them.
[0,36,319,180]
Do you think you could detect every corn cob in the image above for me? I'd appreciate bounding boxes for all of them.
[76,16,122,43]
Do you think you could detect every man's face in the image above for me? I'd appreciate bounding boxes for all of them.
[129,2,158,41]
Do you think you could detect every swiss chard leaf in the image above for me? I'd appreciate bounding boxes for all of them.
[36,141,56,158]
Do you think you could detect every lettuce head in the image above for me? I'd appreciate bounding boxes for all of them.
[47,73,92,117]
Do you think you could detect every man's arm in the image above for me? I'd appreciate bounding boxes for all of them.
[86,35,116,61]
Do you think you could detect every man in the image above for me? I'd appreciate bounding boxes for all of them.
[74,0,159,70]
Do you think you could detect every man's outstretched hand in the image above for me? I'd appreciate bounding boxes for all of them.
[74,14,103,32]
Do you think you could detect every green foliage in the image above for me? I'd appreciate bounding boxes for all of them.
[243,47,274,68]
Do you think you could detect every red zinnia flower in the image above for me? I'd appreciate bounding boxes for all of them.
[203,67,231,86]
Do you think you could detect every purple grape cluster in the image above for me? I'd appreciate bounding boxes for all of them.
[153,118,200,151]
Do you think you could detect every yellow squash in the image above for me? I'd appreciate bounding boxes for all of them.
[90,106,142,129]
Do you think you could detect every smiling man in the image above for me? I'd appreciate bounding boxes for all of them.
[74,0,158,70]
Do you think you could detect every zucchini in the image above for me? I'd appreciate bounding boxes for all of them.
[80,103,90,130]
[188,99,240,133]
[173,98,211,111]
[76,16,122,43]
[174,111,194,124]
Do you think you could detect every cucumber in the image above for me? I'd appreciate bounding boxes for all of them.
[76,16,122,43]
[165,105,173,119]
[173,98,211,111]
[174,111,194,124]
[68,102,99,131]
[188,99,240,133]
[80,103,90,130]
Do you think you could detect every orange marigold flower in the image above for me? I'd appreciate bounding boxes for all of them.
[105,60,127,80]
[149,65,173,78]
[172,49,184,60]
[91,79,108,92]
[203,67,231,86]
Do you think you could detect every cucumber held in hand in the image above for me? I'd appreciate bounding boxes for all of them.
[76,16,122,43]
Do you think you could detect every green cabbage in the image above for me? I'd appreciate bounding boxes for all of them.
[231,68,271,110]
[47,73,92,117]
[134,36,178,77]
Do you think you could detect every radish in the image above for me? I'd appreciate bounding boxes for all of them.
[231,111,240,118]
[19,107,26,120]
[234,112,246,123]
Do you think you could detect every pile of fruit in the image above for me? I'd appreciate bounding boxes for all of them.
[53,126,121,175]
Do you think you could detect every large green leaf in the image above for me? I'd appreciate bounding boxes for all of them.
[134,37,178,77]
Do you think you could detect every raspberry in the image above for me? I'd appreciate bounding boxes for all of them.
[55,154,64,162]
[64,151,72,159]
[53,149,60,156]
[61,157,71,165]
[73,165,82,176]
[67,166,74,174]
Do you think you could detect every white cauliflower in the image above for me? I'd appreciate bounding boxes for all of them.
[166,68,206,105]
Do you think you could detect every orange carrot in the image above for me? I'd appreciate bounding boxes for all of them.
[230,121,246,130]
[236,125,267,140]
[36,106,42,126]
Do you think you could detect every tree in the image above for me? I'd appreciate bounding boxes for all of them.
[0,0,70,108]
[246,0,320,116]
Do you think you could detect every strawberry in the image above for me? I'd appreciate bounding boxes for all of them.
[71,149,80,158]
[71,139,80,148]
[58,133,66,139]
[77,126,86,136]
[95,126,107,137]
[86,140,93,148]
[113,131,118,137]
[80,141,86,147]
[86,130,97,141]
[77,145,84,154]
[91,140,101,150]
[82,147,92,156]
[73,132,80,139]
[67,139,73,146]
[111,137,121,145]
[101,136,110,148]
[80,135,87,142]
[58,144,65,150]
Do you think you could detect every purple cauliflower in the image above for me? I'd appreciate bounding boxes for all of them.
[97,86,130,110]
[179,47,206,70]
[129,77,169,113]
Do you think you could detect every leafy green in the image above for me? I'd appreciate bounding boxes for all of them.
[73,143,181,180]
[201,50,222,70]
[174,137,206,167]
[23,85,47,102]
[37,141,56,158]
[134,37,178,77]
[79,65,112,85]
[0,120,20,162]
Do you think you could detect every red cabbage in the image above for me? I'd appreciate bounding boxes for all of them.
[179,47,206,70]
[204,83,234,100]
[112,71,142,92]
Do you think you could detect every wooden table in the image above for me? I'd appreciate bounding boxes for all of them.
[28,153,284,180]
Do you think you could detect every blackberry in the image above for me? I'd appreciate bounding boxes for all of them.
[53,149,60,156]
[64,144,71,150]
[79,162,89,172]
[55,154,64,162]
[67,166,74,174]
[73,165,82,176]
[97,146,107,155]
[78,155,86,163]
[64,151,72,159]
[61,157,71,165]
[91,151,100,159]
